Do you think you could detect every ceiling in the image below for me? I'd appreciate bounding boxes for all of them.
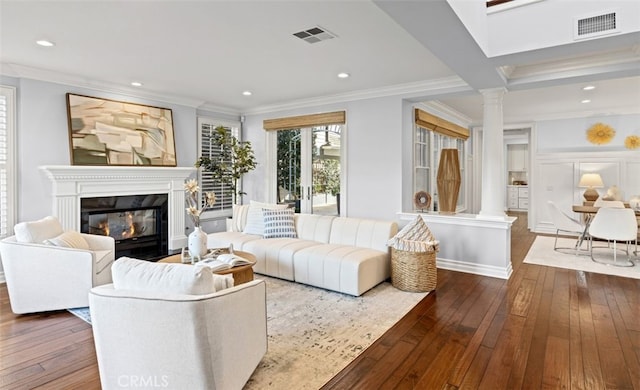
[1,0,639,122]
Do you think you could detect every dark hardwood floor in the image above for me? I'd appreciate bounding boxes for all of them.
[1,212,638,389]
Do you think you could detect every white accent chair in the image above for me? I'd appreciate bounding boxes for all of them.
[0,216,115,314]
[547,201,588,254]
[588,208,637,267]
[89,258,267,390]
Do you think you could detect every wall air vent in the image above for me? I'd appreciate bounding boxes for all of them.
[574,11,619,40]
[293,26,336,44]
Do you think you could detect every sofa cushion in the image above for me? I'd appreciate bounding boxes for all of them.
[14,216,64,243]
[44,231,90,249]
[263,208,297,239]
[230,204,251,232]
[112,257,228,295]
[243,201,288,236]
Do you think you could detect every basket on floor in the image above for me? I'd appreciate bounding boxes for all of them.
[391,247,437,293]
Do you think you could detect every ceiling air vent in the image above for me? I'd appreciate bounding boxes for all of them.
[293,26,336,44]
[574,11,619,40]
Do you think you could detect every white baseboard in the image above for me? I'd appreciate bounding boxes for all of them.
[0,271,5,283]
[436,257,513,280]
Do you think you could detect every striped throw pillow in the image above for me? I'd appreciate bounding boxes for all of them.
[263,208,297,239]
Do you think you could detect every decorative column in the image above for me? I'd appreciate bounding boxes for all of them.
[478,88,507,220]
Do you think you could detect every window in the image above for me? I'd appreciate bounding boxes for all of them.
[197,117,241,218]
[414,126,467,212]
[0,86,16,238]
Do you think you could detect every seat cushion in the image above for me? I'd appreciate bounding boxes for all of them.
[14,216,64,243]
[112,257,222,295]
[293,244,389,296]
[207,231,262,250]
[242,238,323,280]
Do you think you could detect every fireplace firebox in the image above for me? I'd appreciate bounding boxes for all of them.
[81,194,168,260]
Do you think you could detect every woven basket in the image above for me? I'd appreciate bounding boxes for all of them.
[391,247,437,292]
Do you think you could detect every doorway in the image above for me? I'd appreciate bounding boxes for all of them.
[276,125,342,215]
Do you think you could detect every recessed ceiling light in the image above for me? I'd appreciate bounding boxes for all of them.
[130,81,143,87]
[581,99,591,104]
[36,40,55,47]
[582,85,596,91]
[337,72,350,79]
[242,91,252,96]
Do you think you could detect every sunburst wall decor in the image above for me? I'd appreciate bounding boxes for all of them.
[586,122,615,145]
[624,135,640,150]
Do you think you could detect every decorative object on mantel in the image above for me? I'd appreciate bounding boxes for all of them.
[65,93,176,166]
[578,173,604,202]
[586,122,615,145]
[185,179,216,259]
[413,191,431,212]
[436,149,461,213]
[195,126,257,205]
[624,135,640,150]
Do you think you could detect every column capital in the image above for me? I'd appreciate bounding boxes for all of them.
[479,87,507,104]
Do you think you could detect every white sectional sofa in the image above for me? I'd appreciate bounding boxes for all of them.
[207,205,398,296]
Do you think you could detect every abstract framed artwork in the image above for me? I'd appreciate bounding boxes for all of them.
[66,93,177,166]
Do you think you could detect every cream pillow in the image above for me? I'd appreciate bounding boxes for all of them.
[230,204,251,232]
[44,231,90,250]
[112,257,226,295]
[14,216,64,243]
[242,201,288,236]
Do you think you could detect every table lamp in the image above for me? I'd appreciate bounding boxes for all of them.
[578,173,604,201]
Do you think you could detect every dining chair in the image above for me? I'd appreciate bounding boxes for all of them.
[588,207,637,267]
[547,201,588,254]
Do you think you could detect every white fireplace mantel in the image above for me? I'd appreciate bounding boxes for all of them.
[40,165,196,251]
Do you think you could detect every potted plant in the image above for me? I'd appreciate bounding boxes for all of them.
[195,126,257,204]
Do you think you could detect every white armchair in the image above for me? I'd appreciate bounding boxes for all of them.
[89,258,267,390]
[0,216,114,314]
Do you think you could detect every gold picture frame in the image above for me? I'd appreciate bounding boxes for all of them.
[66,93,177,166]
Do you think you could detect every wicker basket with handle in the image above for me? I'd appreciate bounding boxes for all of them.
[391,247,437,292]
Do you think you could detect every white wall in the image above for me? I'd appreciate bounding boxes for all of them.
[242,95,405,222]
[12,78,200,222]
[532,113,640,233]
[487,1,640,57]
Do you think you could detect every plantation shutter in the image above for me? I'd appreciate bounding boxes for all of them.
[198,118,239,215]
[0,86,16,238]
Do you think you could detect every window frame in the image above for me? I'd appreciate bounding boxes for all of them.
[197,117,241,220]
[413,124,467,213]
[0,86,17,239]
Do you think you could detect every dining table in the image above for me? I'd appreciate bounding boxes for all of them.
[572,204,640,250]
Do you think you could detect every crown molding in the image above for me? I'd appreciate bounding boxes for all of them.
[2,62,471,117]
[0,63,223,110]
[507,46,640,81]
[242,76,470,116]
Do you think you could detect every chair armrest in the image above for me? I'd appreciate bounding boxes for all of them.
[81,233,115,251]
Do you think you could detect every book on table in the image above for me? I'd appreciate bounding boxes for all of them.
[195,253,253,272]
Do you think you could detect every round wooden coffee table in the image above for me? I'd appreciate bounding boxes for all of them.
[158,249,256,286]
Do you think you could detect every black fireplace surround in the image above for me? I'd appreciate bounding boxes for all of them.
[80,194,168,260]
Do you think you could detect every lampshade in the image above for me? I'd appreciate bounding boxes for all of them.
[578,173,604,188]
[578,173,604,201]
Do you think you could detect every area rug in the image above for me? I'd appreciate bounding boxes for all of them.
[66,276,427,389]
[524,236,640,279]
[245,276,427,389]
